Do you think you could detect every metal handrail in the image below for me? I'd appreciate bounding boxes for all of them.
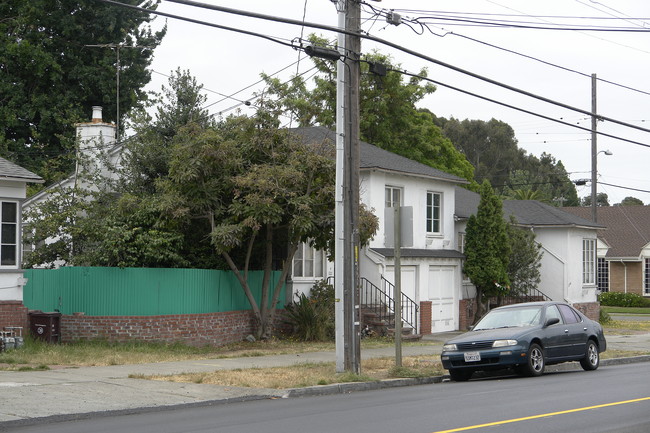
[359,276,418,334]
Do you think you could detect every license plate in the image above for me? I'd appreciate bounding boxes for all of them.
[464,351,481,362]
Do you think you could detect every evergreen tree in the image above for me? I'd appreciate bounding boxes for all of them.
[0,0,165,183]
[463,180,510,322]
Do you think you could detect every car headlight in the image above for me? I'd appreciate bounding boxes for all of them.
[492,339,517,348]
[442,343,458,351]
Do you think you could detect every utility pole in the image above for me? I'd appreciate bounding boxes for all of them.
[591,73,598,223]
[393,206,402,367]
[343,0,362,374]
[334,0,346,374]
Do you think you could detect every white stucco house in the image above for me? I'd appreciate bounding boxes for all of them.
[0,157,43,329]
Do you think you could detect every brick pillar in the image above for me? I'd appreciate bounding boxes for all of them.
[420,301,432,335]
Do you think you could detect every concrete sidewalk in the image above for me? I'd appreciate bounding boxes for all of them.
[1,332,649,429]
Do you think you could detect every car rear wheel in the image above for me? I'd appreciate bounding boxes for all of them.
[580,340,599,371]
[520,343,545,377]
[449,369,473,382]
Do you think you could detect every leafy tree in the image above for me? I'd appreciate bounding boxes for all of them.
[506,217,542,296]
[0,0,165,183]
[619,196,644,206]
[581,192,610,207]
[158,109,378,338]
[24,70,213,269]
[463,180,510,322]
[436,116,579,206]
[261,43,474,181]
[437,117,524,185]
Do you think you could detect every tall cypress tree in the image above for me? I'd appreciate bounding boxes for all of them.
[464,180,510,322]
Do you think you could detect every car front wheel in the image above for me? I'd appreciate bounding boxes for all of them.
[520,343,545,377]
[580,340,600,371]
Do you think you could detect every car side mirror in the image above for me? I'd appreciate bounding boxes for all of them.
[544,317,560,327]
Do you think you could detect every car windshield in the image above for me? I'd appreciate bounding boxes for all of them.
[473,306,543,330]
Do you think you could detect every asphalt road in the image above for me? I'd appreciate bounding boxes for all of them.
[6,363,649,433]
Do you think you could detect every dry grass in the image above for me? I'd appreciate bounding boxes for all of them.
[135,355,445,389]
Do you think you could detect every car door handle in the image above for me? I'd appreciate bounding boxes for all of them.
[584,327,588,331]
[564,329,569,333]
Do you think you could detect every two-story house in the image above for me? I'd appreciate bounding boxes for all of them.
[288,127,469,334]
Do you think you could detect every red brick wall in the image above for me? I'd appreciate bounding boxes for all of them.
[572,302,600,321]
[58,310,281,346]
[419,301,432,335]
[459,299,477,331]
[0,301,29,332]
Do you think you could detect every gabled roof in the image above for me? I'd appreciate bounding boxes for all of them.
[562,206,650,259]
[290,126,469,185]
[0,157,44,183]
[455,186,601,228]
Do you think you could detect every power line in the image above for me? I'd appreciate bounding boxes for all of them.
[135,0,650,137]
[390,67,650,149]
[598,181,650,194]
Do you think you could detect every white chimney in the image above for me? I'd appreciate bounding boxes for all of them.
[75,106,117,176]
[91,106,103,124]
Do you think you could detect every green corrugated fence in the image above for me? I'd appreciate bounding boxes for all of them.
[23,267,286,316]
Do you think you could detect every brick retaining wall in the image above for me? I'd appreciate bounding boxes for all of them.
[59,310,285,346]
[0,301,29,332]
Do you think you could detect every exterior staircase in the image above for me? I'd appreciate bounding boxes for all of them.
[360,277,420,340]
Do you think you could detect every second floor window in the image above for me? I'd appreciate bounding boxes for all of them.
[582,239,596,285]
[426,191,441,234]
[385,186,401,208]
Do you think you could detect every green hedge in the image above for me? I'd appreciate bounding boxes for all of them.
[598,292,650,308]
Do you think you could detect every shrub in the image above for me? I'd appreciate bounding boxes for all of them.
[284,280,335,341]
[598,292,650,308]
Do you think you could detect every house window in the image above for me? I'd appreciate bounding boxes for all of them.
[0,202,18,267]
[645,258,650,296]
[293,243,325,278]
[385,186,401,208]
[426,191,441,234]
[582,239,596,285]
[597,258,609,292]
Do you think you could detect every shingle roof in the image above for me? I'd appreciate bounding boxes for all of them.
[0,157,43,183]
[289,126,469,184]
[562,206,650,258]
[455,186,601,228]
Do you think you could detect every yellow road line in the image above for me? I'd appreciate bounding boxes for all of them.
[432,397,650,433]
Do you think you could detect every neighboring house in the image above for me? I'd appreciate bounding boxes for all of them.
[563,206,650,297]
[0,158,43,330]
[24,106,120,211]
[455,187,603,327]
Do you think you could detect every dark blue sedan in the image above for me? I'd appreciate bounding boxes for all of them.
[440,301,607,381]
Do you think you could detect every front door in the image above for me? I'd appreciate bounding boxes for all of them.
[428,266,456,332]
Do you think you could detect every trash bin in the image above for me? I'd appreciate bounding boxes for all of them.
[28,311,61,343]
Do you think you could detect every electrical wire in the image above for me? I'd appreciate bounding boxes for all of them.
[389,67,650,149]
[142,0,650,137]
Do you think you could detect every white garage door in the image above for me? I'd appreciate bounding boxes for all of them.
[428,266,456,333]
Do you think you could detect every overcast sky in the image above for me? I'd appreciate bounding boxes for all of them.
[142,0,650,205]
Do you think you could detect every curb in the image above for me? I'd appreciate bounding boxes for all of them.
[1,355,648,430]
